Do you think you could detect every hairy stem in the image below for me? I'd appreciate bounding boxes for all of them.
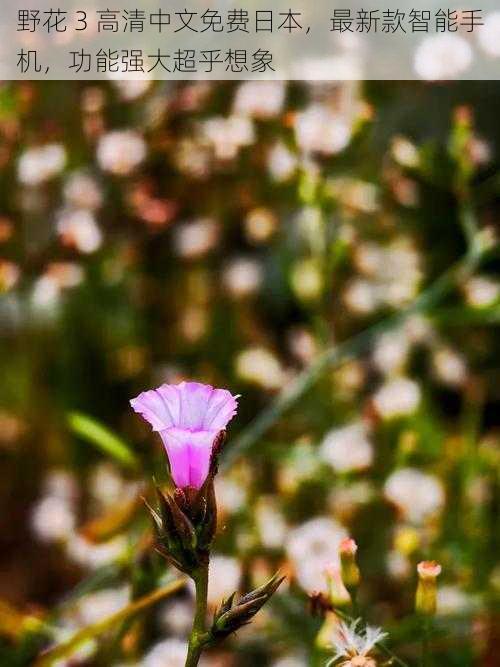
[185,564,209,667]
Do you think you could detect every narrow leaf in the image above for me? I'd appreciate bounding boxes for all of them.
[67,412,139,470]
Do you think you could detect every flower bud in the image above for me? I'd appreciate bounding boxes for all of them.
[211,572,285,639]
[416,561,441,616]
[324,564,351,608]
[339,537,361,589]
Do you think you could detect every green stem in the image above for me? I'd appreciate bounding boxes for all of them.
[185,564,209,667]
[421,616,431,667]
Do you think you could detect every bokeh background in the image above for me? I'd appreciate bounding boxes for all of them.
[0,79,499,666]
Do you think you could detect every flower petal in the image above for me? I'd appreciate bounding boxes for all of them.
[130,388,177,431]
[158,429,190,489]
[160,428,216,489]
[177,382,215,430]
[187,430,218,489]
[202,389,239,430]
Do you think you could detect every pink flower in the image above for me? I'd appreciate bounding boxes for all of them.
[130,382,239,489]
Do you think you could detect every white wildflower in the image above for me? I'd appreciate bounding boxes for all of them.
[285,517,347,593]
[414,34,472,80]
[97,130,146,176]
[18,144,66,186]
[320,422,373,473]
[330,619,387,665]
[384,468,445,524]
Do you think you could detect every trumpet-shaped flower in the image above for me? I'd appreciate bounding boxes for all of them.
[130,382,238,489]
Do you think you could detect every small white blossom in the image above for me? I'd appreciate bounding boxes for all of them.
[295,105,351,155]
[285,517,347,593]
[320,422,373,473]
[372,377,421,419]
[233,81,286,119]
[330,619,387,664]
[97,130,146,175]
[384,468,445,523]
[414,34,472,81]
[18,144,66,186]
[477,12,500,57]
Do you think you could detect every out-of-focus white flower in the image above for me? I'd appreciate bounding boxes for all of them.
[463,275,500,307]
[142,638,187,667]
[159,599,194,637]
[235,347,285,390]
[76,587,129,625]
[320,422,373,473]
[432,348,467,387]
[245,207,279,243]
[384,468,445,523]
[47,262,85,289]
[343,279,379,315]
[31,275,61,314]
[330,619,387,665]
[391,136,420,168]
[175,139,211,179]
[294,105,351,155]
[18,144,66,186]
[222,257,262,298]
[66,534,128,569]
[31,496,76,542]
[214,475,247,514]
[285,517,347,593]
[174,218,219,260]
[278,443,323,493]
[43,470,78,501]
[202,115,254,160]
[328,481,374,520]
[290,258,323,302]
[267,142,298,182]
[403,315,434,345]
[89,462,138,508]
[437,585,473,616]
[207,555,242,607]
[97,130,146,175]
[63,172,102,210]
[386,550,412,580]
[477,12,500,57]
[372,330,411,376]
[30,264,85,317]
[113,79,152,101]
[287,327,317,365]
[256,496,288,549]
[233,81,286,119]
[414,34,472,81]
[57,208,102,254]
[372,377,421,419]
[271,656,308,667]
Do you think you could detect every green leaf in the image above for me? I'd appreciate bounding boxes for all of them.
[67,412,139,470]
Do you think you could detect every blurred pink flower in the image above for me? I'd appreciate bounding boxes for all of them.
[130,382,238,489]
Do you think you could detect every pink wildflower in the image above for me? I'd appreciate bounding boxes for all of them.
[130,381,239,489]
